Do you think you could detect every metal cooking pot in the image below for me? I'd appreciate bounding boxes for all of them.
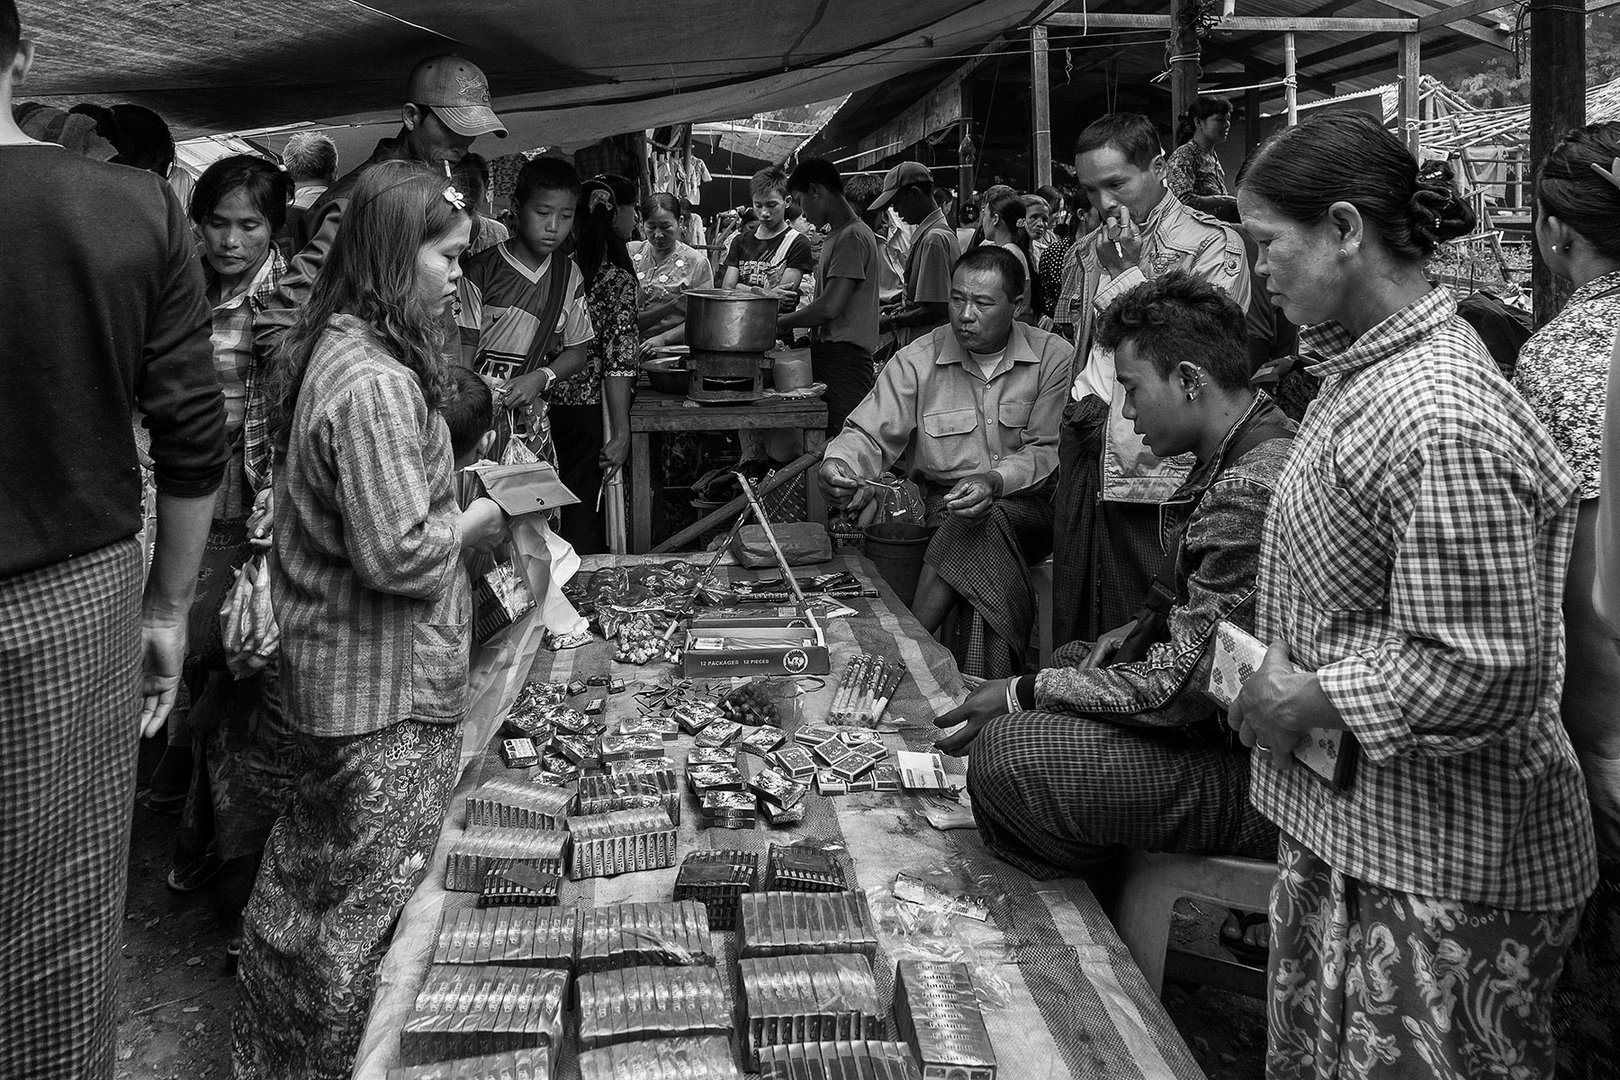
[685,288,780,353]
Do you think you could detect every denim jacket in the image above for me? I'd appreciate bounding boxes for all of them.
[1031,394,1295,726]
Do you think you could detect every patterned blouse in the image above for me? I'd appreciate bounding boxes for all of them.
[1164,141,1228,200]
[1252,287,1595,912]
[628,239,714,306]
[552,263,640,406]
[1513,269,1620,500]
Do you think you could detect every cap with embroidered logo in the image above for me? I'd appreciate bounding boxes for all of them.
[868,161,934,211]
[406,54,507,138]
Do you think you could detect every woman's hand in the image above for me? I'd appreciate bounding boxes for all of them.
[600,433,629,480]
[1079,618,1139,669]
[499,369,549,412]
[458,497,509,554]
[934,679,1013,755]
[639,333,676,359]
[1227,640,1345,770]
[247,486,274,547]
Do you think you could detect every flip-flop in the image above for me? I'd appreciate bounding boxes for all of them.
[166,850,222,894]
[1219,908,1270,967]
[137,788,186,815]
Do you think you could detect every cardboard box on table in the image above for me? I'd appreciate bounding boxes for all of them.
[680,615,830,679]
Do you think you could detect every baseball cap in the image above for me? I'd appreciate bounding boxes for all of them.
[868,161,934,210]
[406,55,507,138]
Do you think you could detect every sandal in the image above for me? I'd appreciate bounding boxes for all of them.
[1219,908,1270,967]
[166,850,222,894]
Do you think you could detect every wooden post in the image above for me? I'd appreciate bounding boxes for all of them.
[1397,33,1422,155]
[1245,79,1262,155]
[958,81,975,211]
[1283,33,1298,126]
[1031,24,1053,189]
[1168,0,1201,135]
[1529,0,1586,324]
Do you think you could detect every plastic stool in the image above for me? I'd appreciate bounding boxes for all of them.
[1114,850,1276,998]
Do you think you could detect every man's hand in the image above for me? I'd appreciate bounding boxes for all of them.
[138,614,187,737]
[818,459,863,509]
[934,678,1013,755]
[1078,618,1139,669]
[1226,640,1344,771]
[942,472,1001,521]
[1098,206,1143,274]
[499,369,549,412]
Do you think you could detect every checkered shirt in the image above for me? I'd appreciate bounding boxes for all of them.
[1251,288,1597,910]
[237,249,287,494]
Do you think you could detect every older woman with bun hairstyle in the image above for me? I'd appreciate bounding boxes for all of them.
[1229,111,1596,1080]
[1514,121,1620,1077]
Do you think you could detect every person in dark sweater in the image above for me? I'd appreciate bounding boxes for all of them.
[254,53,507,359]
[0,3,227,1075]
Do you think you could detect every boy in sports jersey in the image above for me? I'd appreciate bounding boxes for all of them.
[457,156,595,462]
[721,165,815,312]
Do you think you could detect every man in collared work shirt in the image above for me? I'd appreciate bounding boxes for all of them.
[1051,113,1249,650]
[821,246,1070,677]
[874,160,959,349]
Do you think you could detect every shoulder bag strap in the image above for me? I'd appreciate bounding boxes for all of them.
[519,257,573,379]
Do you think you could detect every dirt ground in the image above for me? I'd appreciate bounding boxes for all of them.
[115,736,1266,1079]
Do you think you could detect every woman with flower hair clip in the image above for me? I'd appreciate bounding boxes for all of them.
[233,160,508,1079]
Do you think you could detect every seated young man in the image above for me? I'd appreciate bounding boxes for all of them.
[936,272,1293,884]
[818,246,1070,678]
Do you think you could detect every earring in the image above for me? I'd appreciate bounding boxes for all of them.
[1338,248,1346,256]
[1186,390,1199,401]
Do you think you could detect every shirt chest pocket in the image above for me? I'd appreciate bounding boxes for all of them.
[922,407,980,442]
[997,399,1034,432]
[1281,462,1389,612]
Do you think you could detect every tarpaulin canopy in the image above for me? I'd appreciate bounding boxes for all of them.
[18,0,1065,146]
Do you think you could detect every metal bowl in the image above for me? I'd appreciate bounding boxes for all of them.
[640,356,690,395]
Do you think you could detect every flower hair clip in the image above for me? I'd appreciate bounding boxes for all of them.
[443,185,467,212]
[588,188,614,214]
[1592,157,1620,198]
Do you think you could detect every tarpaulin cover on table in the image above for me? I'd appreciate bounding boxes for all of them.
[19,0,1062,145]
[354,552,1209,1080]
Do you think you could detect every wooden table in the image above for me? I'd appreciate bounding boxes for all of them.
[355,553,1207,1080]
[628,391,828,554]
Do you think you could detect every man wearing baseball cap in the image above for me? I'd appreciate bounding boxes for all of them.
[253,54,506,373]
[874,160,958,349]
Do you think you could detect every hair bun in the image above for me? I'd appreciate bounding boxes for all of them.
[1409,162,1476,248]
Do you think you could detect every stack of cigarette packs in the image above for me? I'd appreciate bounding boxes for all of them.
[673,850,759,929]
[756,1041,924,1080]
[432,908,578,971]
[386,1047,550,1080]
[764,844,846,892]
[569,807,677,879]
[737,953,884,1067]
[892,960,998,1079]
[398,964,567,1066]
[699,790,758,830]
[477,862,561,908]
[446,827,569,892]
[575,900,717,971]
[576,760,681,824]
[463,779,572,831]
[576,1036,741,1080]
[575,964,731,1049]
[736,890,878,958]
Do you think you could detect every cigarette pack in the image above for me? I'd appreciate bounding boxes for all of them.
[387,1047,550,1080]
[551,733,600,769]
[600,732,667,763]
[685,746,738,768]
[764,844,846,893]
[433,908,578,970]
[737,891,877,958]
[446,827,569,892]
[537,755,580,784]
[528,703,591,736]
[567,679,588,697]
[699,790,758,829]
[398,964,566,1065]
[1205,619,1359,790]
[577,762,681,824]
[893,960,997,1079]
[756,1041,922,1080]
[583,697,605,716]
[815,772,849,796]
[760,800,806,827]
[501,738,540,770]
[568,807,676,880]
[741,725,787,757]
[577,1035,741,1080]
[769,745,817,783]
[794,724,844,748]
[464,778,572,831]
[575,964,731,1049]
[750,767,808,811]
[609,678,627,694]
[738,954,882,1068]
[477,863,562,908]
[673,850,759,930]
[674,701,725,735]
[620,716,680,741]
[694,719,742,748]
[587,674,610,687]
[576,900,717,971]
[686,763,747,795]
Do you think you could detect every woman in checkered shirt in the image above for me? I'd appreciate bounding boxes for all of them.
[1231,113,1597,1080]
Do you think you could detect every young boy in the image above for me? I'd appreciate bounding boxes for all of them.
[457,156,595,465]
[721,166,815,309]
[443,365,498,469]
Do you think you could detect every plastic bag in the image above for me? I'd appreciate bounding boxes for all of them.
[731,522,832,568]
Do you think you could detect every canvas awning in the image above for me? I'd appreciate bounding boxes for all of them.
[18,0,1066,147]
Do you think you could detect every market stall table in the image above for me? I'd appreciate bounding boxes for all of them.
[354,552,1207,1080]
[627,390,828,554]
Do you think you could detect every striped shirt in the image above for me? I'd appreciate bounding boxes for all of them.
[271,315,470,737]
[1251,288,1597,911]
